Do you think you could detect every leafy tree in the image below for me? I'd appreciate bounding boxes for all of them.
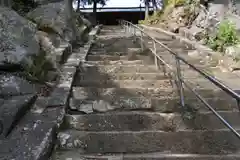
[76,0,81,12]
[76,0,107,24]
[141,0,162,20]
[140,0,150,19]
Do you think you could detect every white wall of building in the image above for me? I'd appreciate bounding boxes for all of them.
[73,0,145,9]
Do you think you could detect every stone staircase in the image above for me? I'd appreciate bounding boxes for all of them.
[51,25,240,159]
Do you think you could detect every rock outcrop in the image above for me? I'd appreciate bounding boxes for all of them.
[0,7,40,69]
[176,0,240,40]
[0,1,92,96]
[27,2,88,42]
[0,2,94,159]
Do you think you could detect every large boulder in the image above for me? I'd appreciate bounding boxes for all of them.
[0,7,40,68]
[225,44,240,61]
[193,6,208,28]
[27,2,86,42]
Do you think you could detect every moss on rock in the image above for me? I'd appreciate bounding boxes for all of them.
[24,50,55,82]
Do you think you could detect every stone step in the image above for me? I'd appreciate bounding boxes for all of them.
[69,95,238,113]
[145,41,192,52]
[76,65,219,81]
[86,54,153,62]
[86,60,145,65]
[78,64,159,74]
[89,48,142,56]
[86,55,215,70]
[71,87,175,100]
[57,129,240,154]
[74,77,226,89]
[76,72,168,81]
[185,78,240,90]
[64,111,240,131]
[91,37,141,52]
[95,35,135,41]
[71,86,233,101]
[142,28,194,49]
[99,30,126,35]
[143,38,192,50]
[69,96,153,113]
[51,151,240,160]
[74,79,173,88]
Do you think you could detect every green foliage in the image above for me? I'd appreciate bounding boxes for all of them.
[163,0,197,8]
[166,0,186,6]
[139,0,199,25]
[205,20,240,52]
[138,10,164,25]
[80,0,107,6]
[24,51,54,82]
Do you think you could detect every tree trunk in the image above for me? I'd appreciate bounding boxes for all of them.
[93,1,97,25]
[145,0,149,20]
[76,0,81,12]
[65,0,77,41]
[1,0,12,8]
[152,0,158,14]
[152,0,158,10]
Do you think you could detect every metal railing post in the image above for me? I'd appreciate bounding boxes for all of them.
[133,27,136,36]
[124,22,127,33]
[153,40,158,70]
[133,27,136,42]
[140,31,144,51]
[237,99,240,111]
[128,24,132,34]
[175,57,185,107]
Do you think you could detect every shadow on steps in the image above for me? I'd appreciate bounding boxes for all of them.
[54,27,240,157]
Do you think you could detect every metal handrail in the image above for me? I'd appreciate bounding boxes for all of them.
[118,19,240,138]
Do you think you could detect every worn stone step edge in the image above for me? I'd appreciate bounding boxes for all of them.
[78,64,160,73]
[71,86,175,99]
[74,79,173,89]
[75,78,226,89]
[86,60,145,65]
[51,151,240,160]
[68,96,239,113]
[57,129,240,154]
[83,58,215,70]
[86,54,153,61]
[71,86,234,99]
[77,72,169,80]
[64,111,240,131]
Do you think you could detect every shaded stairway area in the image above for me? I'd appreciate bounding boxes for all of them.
[51,25,240,159]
